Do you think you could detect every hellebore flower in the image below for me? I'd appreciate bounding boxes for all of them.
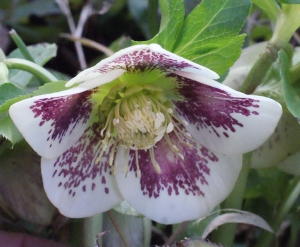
[9,44,282,224]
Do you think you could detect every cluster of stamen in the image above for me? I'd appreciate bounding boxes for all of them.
[98,86,193,177]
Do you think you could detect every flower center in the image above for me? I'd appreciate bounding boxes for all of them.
[97,84,191,176]
[113,95,174,150]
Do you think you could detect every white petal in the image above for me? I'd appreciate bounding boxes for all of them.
[149,44,219,79]
[67,69,125,88]
[115,135,242,224]
[9,87,95,159]
[251,113,300,168]
[41,127,123,218]
[172,73,282,155]
[67,44,219,88]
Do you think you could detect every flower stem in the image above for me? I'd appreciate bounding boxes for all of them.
[9,29,35,62]
[83,214,103,247]
[239,42,281,94]
[4,58,57,84]
[107,210,130,247]
[211,153,251,247]
[164,221,190,245]
[254,176,300,247]
[251,0,281,23]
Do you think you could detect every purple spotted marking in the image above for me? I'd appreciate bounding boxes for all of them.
[51,122,115,197]
[30,90,95,146]
[128,132,213,199]
[172,74,260,138]
[97,48,198,75]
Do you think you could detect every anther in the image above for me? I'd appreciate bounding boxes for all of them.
[178,153,184,161]
[182,120,189,126]
[113,118,120,125]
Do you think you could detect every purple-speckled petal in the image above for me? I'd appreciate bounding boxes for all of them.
[67,44,219,87]
[41,122,123,218]
[9,87,96,159]
[172,72,282,155]
[115,133,242,224]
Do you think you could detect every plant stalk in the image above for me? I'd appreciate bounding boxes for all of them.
[254,176,300,247]
[211,153,251,247]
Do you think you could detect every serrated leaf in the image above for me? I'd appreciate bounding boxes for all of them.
[0,83,26,105]
[133,0,185,51]
[173,0,251,74]
[0,113,24,144]
[0,80,68,144]
[201,211,273,239]
[8,43,57,87]
[279,50,300,118]
[190,35,246,75]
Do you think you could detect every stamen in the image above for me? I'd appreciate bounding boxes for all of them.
[135,150,141,178]
[122,149,129,173]
[113,118,119,125]
[109,140,118,166]
[167,122,174,133]
[178,153,184,161]
[149,148,162,174]
[95,145,107,164]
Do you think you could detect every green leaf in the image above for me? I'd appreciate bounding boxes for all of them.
[0,83,26,105]
[174,0,251,74]
[8,43,57,87]
[279,0,300,3]
[279,49,300,118]
[0,80,68,144]
[133,0,185,51]
[0,113,24,144]
[127,0,150,38]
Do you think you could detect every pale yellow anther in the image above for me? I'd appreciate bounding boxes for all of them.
[178,153,184,161]
[156,112,165,122]
[172,144,179,152]
[167,122,174,133]
[154,117,163,130]
[113,118,120,125]
[185,132,192,138]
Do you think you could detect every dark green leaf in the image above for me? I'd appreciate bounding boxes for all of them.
[187,35,246,75]
[279,0,300,3]
[133,0,185,51]
[174,0,251,74]
[279,49,300,118]
[127,0,151,38]
[0,83,26,105]
[0,81,68,144]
